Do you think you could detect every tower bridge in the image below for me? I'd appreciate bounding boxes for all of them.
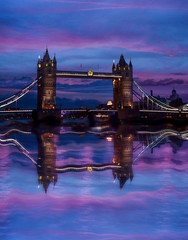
[0,48,187,123]
[35,48,133,121]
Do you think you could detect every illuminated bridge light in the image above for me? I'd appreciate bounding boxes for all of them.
[87,70,93,76]
[106,137,113,142]
[87,167,93,172]
[107,101,112,106]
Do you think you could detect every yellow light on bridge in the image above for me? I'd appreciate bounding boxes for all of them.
[88,70,93,76]
[107,100,112,106]
[38,64,41,68]
[87,167,93,172]
[106,136,112,142]
[46,63,48,67]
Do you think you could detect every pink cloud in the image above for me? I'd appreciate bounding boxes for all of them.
[16,229,188,240]
[0,24,186,56]
[40,0,188,11]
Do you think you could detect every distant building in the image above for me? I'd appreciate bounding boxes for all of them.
[169,89,183,107]
[147,89,184,109]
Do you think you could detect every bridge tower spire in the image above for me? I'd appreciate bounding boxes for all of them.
[35,49,61,122]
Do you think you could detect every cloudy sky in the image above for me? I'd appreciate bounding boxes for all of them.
[0,0,188,107]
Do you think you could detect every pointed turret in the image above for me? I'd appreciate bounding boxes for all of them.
[130,172,133,182]
[129,58,132,68]
[43,47,50,62]
[53,54,56,63]
[112,60,115,68]
[112,60,116,72]
[119,175,127,189]
[113,171,117,180]
[128,58,133,72]
[38,55,41,64]
[43,181,50,193]
[118,53,127,67]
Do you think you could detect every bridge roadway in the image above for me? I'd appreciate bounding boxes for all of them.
[0,110,33,113]
[0,109,118,114]
[56,70,122,80]
[1,109,188,114]
[61,109,117,112]
[140,109,188,114]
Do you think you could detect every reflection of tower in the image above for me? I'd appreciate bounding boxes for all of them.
[37,132,57,193]
[112,126,133,189]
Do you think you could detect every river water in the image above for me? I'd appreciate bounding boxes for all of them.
[0,120,188,240]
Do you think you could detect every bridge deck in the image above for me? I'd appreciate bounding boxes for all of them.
[1,109,187,114]
[61,109,117,112]
[0,110,33,113]
[140,109,188,114]
[56,70,122,80]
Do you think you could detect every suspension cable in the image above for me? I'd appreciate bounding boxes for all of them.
[133,80,178,111]
[0,77,40,109]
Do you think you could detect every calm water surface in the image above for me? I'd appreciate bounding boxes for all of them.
[0,121,188,240]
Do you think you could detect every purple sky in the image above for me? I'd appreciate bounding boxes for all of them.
[0,0,188,105]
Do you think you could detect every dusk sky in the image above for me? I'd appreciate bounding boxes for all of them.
[0,0,188,106]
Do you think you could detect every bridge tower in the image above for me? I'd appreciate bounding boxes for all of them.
[112,54,133,109]
[34,48,61,122]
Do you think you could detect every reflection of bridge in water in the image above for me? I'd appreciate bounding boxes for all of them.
[0,125,188,192]
[36,125,135,192]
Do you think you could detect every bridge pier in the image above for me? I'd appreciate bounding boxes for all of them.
[88,111,95,126]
